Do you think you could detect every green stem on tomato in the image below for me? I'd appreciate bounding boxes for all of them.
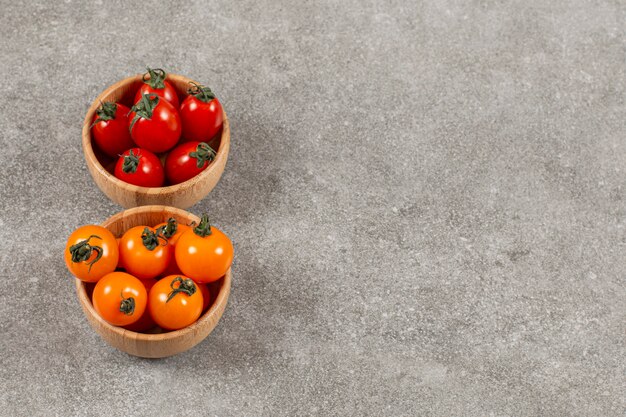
[141,227,167,251]
[142,67,167,89]
[166,276,196,302]
[90,101,118,128]
[128,94,159,133]
[187,82,216,103]
[189,142,216,168]
[193,214,212,237]
[119,293,136,315]
[122,149,140,174]
[156,218,178,239]
[69,235,103,272]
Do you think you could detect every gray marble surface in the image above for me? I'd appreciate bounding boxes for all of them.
[0,1,624,416]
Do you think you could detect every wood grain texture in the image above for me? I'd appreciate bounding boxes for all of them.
[75,206,231,358]
[82,74,230,208]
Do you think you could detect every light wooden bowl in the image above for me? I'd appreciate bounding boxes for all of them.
[82,73,230,209]
[75,205,231,358]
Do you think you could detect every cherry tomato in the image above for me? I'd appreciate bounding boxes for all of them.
[65,225,119,282]
[164,141,216,185]
[155,218,191,276]
[199,283,211,313]
[180,83,223,142]
[114,148,164,187]
[115,237,122,268]
[149,275,203,330]
[154,218,191,247]
[175,214,233,283]
[123,279,158,332]
[91,102,135,158]
[129,94,181,153]
[160,255,182,277]
[119,226,171,279]
[134,68,180,109]
[92,272,147,326]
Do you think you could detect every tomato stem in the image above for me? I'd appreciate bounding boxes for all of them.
[187,82,216,104]
[129,94,159,133]
[90,101,117,128]
[157,218,178,239]
[122,149,140,174]
[141,227,167,251]
[69,235,103,272]
[166,276,197,302]
[119,293,136,315]
[189,142,216,168]
[193,214,212,237]
[142,67,167,89]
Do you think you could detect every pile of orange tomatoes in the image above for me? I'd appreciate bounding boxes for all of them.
[64,215,233,331]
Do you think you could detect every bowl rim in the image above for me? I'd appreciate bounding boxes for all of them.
[74,205,232,342]
[81,73,230,194]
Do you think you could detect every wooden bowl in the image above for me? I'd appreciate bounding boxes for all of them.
[82,73,230,209]
[75,205,231,358]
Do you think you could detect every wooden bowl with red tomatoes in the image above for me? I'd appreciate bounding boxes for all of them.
[70,205,233,358]
[82,68,230,209]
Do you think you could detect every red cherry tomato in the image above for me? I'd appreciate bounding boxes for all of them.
[175,214,233,283]
[119,226,171,279]
[92,272,147,326]
[180,83,223,142]
[91,102,135,158]
[129,94,181,153]
[123,279,158,332]
[134,68,180,109]
[164,141,216,185]
[114,148,164,187]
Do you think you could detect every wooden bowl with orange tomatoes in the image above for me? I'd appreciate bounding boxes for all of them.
[82,72,230,209]
[74,205,231,358]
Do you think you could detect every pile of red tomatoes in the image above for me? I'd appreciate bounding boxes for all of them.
[90,68,223,187]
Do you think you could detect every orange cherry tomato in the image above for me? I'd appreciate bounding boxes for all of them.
[199,283,211,312]
[175,214,233,283]
[155,218,191,246]
[123,279,157,332]
[119,226,171,279]
[65,225,119,282]
[161,257,182,277]
[92,272,147,326]
[149,275,203,330]
[155,218,191,276]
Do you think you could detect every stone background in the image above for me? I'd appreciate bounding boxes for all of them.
[0,1,624,416]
